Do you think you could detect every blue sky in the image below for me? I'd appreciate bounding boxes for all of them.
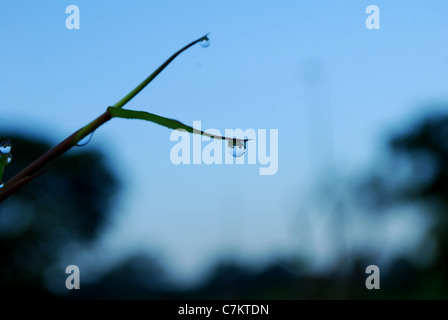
[1,1,448,284]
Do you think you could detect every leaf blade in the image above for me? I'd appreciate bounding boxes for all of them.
[107,107,248,143]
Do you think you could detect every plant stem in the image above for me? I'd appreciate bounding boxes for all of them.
[0,110,111,203]
[0,34,211,203]
[113,34,209,109]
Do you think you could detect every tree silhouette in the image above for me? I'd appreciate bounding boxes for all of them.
[0,133,118,297]
[358,108,448,298]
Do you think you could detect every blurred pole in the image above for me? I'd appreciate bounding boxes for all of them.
[299,58,349,276]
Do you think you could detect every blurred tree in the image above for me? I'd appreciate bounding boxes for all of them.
[388,111,448,298]
[0,133,118,297]
[358,109,448,298]
[76,253,170,299]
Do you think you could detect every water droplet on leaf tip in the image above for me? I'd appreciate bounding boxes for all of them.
[200,38,210,48]
[227,140,247,158]
[0,140,12,154]
[6,154,12,164]
[0,183,3,189]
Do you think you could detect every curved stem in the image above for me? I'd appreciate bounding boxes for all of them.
[113,34,209,109]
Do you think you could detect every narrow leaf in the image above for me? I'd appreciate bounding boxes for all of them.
[107,107,248,144]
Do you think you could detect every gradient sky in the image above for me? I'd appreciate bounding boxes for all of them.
[1,1,448,284]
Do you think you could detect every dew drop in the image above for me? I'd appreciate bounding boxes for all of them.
[0,140,12,154]
[227,139,246,158]
[6,153,12,164]
[200,38,210,48]
[0,182,3,189]
[76,132,94,147]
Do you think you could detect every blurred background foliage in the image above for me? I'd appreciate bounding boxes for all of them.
[0,134,118,297]
[1,104,448,299]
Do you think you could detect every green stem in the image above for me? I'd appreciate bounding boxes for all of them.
[0,111,111,203]
[113,34,209,109]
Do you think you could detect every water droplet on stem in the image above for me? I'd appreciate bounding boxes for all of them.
[76,132,94,147]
